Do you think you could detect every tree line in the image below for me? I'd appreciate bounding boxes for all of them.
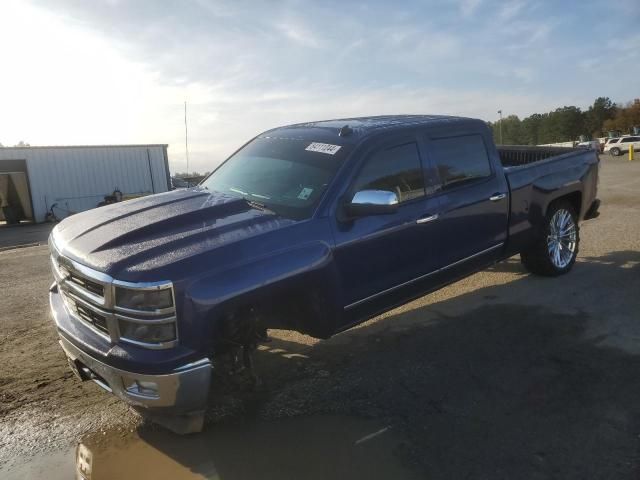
[488,97,640,145]
[174,171,209,178]
[0,141,30,147]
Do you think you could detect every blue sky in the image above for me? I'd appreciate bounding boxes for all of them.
[1,0,639,172]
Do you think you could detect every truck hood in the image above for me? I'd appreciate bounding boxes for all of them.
[52,188,297,279]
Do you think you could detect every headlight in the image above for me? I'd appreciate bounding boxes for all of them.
[114,283,178,348]
[115,287,173,311]
[118,320,176,344]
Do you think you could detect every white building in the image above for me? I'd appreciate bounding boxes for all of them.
[0,144,170,223]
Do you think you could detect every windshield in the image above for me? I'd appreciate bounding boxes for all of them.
[202,137,349,220]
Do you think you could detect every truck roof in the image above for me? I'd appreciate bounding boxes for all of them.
[261,115,480,146]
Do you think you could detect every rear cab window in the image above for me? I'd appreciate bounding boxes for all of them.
[351,142,425,203]
[429,134,493,190]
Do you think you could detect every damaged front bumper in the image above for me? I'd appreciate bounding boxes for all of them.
[50,287,212,415]
[58,335,212,412]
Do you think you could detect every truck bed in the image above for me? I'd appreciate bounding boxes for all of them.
[497,145,582,168]
[497,144,599,259]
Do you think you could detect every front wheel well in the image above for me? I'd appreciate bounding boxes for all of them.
[212,287,333,353]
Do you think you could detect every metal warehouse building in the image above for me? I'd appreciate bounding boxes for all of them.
[0,144,170,223]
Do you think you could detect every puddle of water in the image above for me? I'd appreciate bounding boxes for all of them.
[1,415,420,480]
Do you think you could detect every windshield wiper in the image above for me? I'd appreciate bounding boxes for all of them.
[244,198,276,214]
[225,187,275,213]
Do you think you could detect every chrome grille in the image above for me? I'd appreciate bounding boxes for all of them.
[74,300,109,334]
[68,273,104,297]
[50,239,178,349]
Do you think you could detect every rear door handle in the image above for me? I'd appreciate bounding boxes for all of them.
[489,193,507,202]
[416,213,439,224]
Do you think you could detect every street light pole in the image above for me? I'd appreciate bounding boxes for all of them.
[184,101,190,175]
[497,110,503,145]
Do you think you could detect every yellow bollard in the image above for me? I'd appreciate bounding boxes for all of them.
[630,144,634,161]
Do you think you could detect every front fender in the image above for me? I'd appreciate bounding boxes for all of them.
[186,241,341,340]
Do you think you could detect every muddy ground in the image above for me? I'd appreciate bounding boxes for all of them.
[1,157,640,479]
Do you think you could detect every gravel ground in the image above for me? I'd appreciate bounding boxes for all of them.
[1,155,639,479]
[0,222,53,250]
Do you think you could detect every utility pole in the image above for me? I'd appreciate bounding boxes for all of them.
[497,110,503,145]
[184,101,190,175]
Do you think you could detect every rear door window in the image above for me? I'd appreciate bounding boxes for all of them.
[621,137,640,143]
[352,142,425,203]
[430,135,492,189]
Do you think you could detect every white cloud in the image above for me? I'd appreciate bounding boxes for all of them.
[498,0,528,21]
[503,21,554,51]
[460,0,482,17]
[275,20,323,49]
[512,67,535,83]
[595,0,640,15]
[578,58,599,71]
[609,33,640,52]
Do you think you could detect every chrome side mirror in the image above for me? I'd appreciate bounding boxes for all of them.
[345,189,399,217]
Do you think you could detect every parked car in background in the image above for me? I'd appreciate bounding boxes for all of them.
[576,140,600,151]
[603,138,620,155]
[171,176,197,189]
[604,136,640,156]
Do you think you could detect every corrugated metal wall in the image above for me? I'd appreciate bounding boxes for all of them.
[0,145,170,222]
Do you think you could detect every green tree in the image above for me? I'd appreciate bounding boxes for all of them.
[521,113,544,145]
[540,106,584,143]
[489,115,528,145]
[603,99,640,134]
[491,97,636,146]
[585,97,616,137]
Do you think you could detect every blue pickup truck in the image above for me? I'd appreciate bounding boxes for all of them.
[49,115,600,430]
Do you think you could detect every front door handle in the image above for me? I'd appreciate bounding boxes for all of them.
[416,213,439,224]
[489,193,507,202]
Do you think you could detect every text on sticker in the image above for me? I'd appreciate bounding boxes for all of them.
[305,142,342,155]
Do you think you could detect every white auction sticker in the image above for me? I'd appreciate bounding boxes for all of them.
[298,187,314,200]
[305,142,342,155]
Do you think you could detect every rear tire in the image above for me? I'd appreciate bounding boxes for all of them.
[610,147,621,156]
[521,200,579,276]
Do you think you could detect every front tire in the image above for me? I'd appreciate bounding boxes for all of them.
[521,201,579,276]
[610,147,621,156]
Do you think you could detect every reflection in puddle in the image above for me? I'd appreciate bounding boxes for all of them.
[76,444,93,480]
[76,416,416,480]
[70,415,418,480]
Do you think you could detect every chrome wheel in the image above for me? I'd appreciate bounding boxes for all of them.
[547,209,577,269]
